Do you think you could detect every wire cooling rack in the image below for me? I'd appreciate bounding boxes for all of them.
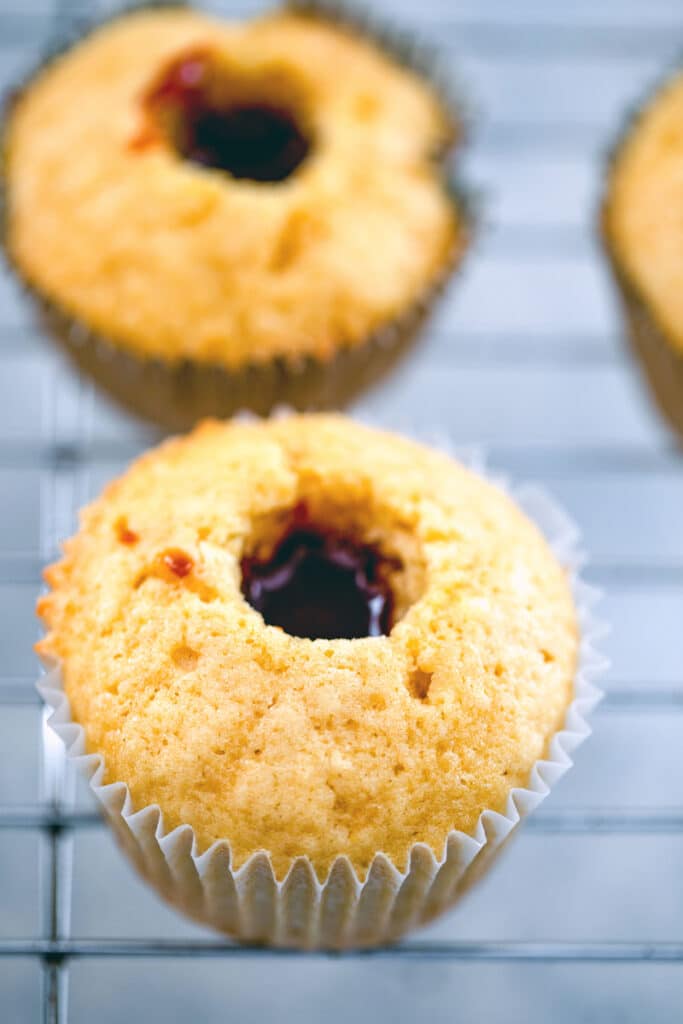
[2,0,683,1021]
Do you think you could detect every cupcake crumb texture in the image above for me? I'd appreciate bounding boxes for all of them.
[37,416,578,880]
[605,71,683,353]
[6,8,463,369]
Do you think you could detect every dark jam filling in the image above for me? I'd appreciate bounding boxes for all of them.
[144,52,310,182]
[241,529,395,640]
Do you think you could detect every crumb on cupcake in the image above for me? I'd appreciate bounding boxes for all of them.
[37,415,578,881]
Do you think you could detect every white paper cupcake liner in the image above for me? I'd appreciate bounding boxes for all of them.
[37,451,606,949]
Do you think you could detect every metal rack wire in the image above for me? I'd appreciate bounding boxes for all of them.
[2,0,683,1021]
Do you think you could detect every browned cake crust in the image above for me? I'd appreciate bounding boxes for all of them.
[37,415,578,880]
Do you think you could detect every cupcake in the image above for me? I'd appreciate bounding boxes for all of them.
[37,414,600,949]
[2,4,468,430]
[602,69,683,439]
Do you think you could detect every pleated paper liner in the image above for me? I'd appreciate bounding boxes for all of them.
[29,217,469,432]
[600,63,683,442]
[38,455,606,950]
[602,243,683,441]
[0,0,475,433]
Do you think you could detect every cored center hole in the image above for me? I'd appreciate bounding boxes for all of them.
[241,527,398,640]
[145,52,311,182]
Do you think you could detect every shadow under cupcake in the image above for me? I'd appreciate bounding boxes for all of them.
[2,2,472,431]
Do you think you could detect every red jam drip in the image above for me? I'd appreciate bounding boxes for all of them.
[143,52,310,181]
[115,519,139,545]
[241,529,395,640]
[163,549,194,578]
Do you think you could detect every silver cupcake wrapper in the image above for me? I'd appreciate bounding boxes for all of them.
[0,0,476,431]
[600,61,683,441]
[37,450,606,949]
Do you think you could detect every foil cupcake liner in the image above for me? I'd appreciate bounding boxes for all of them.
[600,63,683,441]
[0,0,475,433]
[37,454,606,950]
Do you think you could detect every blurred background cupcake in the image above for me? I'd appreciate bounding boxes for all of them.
[602,68,683,441]
[2,2,471,431]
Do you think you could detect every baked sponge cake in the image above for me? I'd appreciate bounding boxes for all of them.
[4,6,466,427]
[603,71,683,437]
[37,415,578,904]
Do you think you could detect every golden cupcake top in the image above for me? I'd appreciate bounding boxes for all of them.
[604,71,683,354]
[5,7,463,369]
[37,415,578,880]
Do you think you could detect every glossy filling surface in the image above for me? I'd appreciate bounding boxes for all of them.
[241,527,396,640]
[144,51,310,181]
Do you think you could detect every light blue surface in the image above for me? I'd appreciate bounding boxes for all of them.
[1,0,683,1020]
